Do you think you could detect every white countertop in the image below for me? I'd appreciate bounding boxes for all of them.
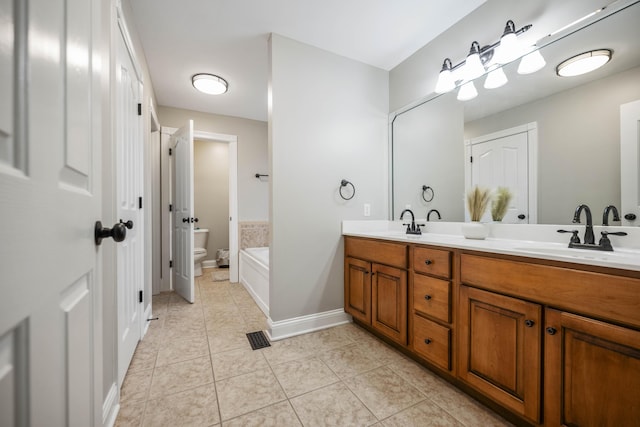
[342,220,640,272]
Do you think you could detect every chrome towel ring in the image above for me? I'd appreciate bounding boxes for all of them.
[422,185,434,202]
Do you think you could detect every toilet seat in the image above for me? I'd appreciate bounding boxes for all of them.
[194,247,207,255]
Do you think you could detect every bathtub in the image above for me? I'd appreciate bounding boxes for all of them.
[239,247,269,316]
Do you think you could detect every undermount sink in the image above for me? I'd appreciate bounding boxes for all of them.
[513,245,639,262]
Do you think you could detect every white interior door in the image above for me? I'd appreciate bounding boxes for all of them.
[115,21,144,384]
[172,121,195,303]
[620,99,640,226]
[470,132,529,223]
[0,0,102,425]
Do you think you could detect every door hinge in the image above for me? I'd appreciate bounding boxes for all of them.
[138,196,143,209]
[169,260,173,268]
[137,103,142,116]
[169,204,173,212]
[470,156,473,163]
[169,148,172,156]
[138,290,143,303]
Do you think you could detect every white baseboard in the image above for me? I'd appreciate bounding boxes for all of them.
[102,382,119,427]
[142,303,152,337]
[202,260,217,268]
[240,278,270,318]
[266,309,351,341]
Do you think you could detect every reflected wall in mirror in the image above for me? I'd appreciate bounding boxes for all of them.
[391,1,640,225]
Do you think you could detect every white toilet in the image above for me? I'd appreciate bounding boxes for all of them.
[194,228,209,277]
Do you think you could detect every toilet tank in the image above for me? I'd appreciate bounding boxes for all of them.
[194,228,209,249]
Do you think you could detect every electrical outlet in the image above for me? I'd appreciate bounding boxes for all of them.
[364,203,371,217]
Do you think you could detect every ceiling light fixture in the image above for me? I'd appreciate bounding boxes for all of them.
[434,20,538,100]
[556,49,612,77]
[192,73,229,95]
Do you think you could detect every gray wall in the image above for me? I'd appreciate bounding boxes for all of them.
[158,107,268,222]
[393,95,465,221]
[194,139,229,257]
[465,66,640,224]
[269,34,389,322]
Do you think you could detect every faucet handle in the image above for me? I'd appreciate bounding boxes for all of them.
[403,223,412,232]
[557,229,580,244]
[598,231,627,251]
[416,224,425,232]
[601,231,628,237]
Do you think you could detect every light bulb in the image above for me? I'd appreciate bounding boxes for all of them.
[457,81,478,101]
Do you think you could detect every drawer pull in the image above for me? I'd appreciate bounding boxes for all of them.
[424,338,432,344]
[424,260,433,265]
[546,327,557,335]
[424,295,432,301]
[525,319,535,327]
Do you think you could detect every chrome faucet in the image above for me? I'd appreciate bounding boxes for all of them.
[572,204,595,244]
[400,209,423,235]
[602,205,620,226]
[427,209,441,221]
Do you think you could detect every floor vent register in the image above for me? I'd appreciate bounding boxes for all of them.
[246,331,271,350]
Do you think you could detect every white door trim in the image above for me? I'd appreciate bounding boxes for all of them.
[464,122,538,224]
[161,127,240,284]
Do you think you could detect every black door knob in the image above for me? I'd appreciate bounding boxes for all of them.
[624,213,636,221]
[120,219,134,229]
[518,214,526,220]
[193,217,199,223]
[182,218,189,223]
[95,221,127,246]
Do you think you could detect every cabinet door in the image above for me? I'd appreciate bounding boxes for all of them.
[372,263,407,345]
[459,285,542,423]
[545,309,640,426]
[344,257,371,324]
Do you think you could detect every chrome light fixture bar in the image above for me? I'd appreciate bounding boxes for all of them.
[434,20,536,99]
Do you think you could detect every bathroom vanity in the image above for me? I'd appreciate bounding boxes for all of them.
[343,223,640,426]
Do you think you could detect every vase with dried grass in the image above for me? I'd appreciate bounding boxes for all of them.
[462,186,491,239]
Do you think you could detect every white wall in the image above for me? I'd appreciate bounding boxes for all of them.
[158,107,268,222]
[269,34,389,323]
[194,139,229,257]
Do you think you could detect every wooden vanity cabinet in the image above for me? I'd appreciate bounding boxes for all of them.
[459,285,542,424]
[410,246,454,372]
[544,308,640,426]
[344,237,408,345]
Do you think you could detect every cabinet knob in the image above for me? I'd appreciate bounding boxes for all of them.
[546,327,557,335]
[424,295,432,301]
[424,260,433,265]
[525,319,535,328]
[424,338,432,345]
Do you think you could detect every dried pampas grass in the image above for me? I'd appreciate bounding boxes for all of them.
[466,186,491,222]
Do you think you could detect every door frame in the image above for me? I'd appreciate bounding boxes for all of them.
[160,128,239,286]
[464,122,538,224]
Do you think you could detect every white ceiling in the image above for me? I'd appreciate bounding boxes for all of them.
[128,0,486,122]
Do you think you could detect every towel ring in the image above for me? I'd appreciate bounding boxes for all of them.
[422,185,434,202]
[340,179,356,200]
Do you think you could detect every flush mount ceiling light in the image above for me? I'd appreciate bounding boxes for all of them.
[192,73,228,95]
[556,49,612,77]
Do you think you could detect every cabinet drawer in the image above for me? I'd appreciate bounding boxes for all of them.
[413,247,451,278]
[345,237,407,269]
[461,253,640,329]
[412,315,451,371]
[413,274,451,323]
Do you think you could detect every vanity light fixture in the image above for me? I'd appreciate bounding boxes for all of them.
[434,20,538,100]
[434,59,455,94]
[192,73,229,95]
[518,46,546,74]
[484,65,508,89]
[457,81,478,101]
[556,49,612,77]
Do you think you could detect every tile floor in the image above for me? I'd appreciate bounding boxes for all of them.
[115,268,513,427]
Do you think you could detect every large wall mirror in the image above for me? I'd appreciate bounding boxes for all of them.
[391,0,640,225]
